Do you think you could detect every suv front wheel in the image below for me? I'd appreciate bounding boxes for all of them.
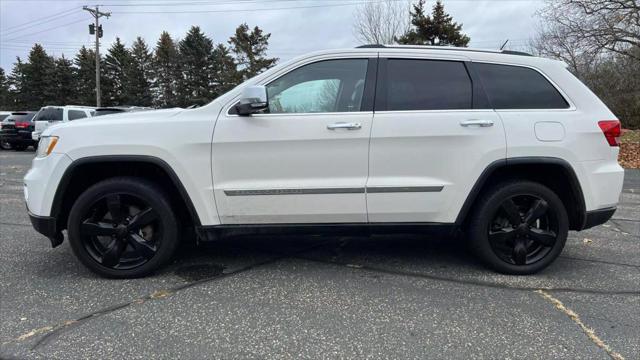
[67,177,179,278]
[467,180,569,275]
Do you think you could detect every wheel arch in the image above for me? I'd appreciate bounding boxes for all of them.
[456,157,587,231]
[51,155,202,234]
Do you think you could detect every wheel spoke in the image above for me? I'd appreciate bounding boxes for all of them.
[489,229,516,246]
[524,199,548,225]
[127,207,158,231]
[512,239,527,265]
[106,194,124,223]
[501,199,522,226]
[101,238,126,267]
[81,219,116,237]
[126,233,156,260]
[529,228,556,246]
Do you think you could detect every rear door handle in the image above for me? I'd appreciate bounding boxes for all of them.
[460,119,494,127]
[327,122,362,130]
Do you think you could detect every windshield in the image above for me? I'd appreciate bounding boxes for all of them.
[0,114,9,121]
[34,108,63,121]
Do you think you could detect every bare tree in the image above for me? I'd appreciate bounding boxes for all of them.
[353,0,410,45]
[534,0,639,61]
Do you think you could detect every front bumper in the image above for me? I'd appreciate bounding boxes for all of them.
[28,211,63,247]
[582,206,616,230]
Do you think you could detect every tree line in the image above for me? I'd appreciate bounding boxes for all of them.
[0,24,277,110]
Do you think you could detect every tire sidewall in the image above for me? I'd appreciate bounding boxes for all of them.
[67,177,179,278]
[468,181,569,275]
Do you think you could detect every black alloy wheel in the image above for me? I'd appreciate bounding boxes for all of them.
[467,181,568,274]
[68,177,179,278]
[80,193,161,269]
[488,195,558,266]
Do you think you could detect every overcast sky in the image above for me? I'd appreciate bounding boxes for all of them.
[0,0,545,72]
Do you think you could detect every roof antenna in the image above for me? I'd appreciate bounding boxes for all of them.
[500,39,509,50]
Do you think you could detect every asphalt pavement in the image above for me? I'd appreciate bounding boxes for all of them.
[1,150,638,359]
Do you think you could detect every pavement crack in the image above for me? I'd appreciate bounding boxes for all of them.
[559,255,640,269]
[24,240,335,351]
[294,255,640,296]
[535,290,625,360]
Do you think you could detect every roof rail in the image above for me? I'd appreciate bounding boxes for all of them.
[355,44,532,56]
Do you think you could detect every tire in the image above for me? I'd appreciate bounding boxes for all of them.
[67,177,180,278]
[467,180,569,275]
[0,140,11,150]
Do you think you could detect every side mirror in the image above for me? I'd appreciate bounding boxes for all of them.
[236,85,268,116]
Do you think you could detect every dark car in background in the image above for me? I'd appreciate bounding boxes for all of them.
[93,106,152,117]
[0,111,37,150]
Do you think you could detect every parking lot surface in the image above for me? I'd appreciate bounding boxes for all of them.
[1,150,638,359]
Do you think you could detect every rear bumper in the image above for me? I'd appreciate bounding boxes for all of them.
[28,211,63,247]
[0,130,36,145]
[582,206,616,230]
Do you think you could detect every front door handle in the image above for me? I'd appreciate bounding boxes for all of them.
[327,122,362,130]
[460,119,494,127]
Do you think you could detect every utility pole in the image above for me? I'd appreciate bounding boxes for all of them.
[83,5,110,107]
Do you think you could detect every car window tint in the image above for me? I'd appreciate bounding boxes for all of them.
[385,59,472,111]
[266,59,368,113]
[0,114,8,121]
[34,108,63,121]
[68,110,87,120]
[475,63,569,109]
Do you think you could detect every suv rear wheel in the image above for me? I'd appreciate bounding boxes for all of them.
[467,180,568,275]
[67,177,179,278]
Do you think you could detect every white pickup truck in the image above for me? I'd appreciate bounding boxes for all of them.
[32,106,95,141]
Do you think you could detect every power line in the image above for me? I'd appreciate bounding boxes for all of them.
[0,9,83,38]
[0,6,78,32]
[2,17,88,42]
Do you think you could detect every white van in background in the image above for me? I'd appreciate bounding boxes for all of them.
[32,105,95,141]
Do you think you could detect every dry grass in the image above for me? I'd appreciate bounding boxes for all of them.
[620,130,640,169]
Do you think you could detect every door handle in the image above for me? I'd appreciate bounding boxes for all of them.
[327,122,362,130]
[460,119,494,127]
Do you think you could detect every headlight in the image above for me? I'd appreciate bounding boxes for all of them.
[36,136,59,158]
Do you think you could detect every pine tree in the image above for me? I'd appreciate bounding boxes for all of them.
[8,58,27,109]
[178,26,215,106]
[228,24,277,80]
[74,46,97,106]
[152,31,181,108]
[0,67,11,109]
[396,0,470,47]
[104,37,132,105]
[22,44,56,108]
[52,55,78,106]
[129,37,153,107]
[211,44,240,97]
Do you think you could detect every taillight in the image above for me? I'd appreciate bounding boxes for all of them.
[598,120,621,147]
[15,121,30,129]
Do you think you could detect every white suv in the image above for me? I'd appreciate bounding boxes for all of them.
[31,105,95,141]
[24,46,624,278]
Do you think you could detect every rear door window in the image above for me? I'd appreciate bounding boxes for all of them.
[381,59,472,111]
[34,108,63,121]
[475,63,569,109]
[68,110,88,120]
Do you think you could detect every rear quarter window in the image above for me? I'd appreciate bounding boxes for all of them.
[475,63,569,109]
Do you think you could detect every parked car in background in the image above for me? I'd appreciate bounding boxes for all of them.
[93,106,153,117]
[0,111,37,150]
[0,111,12,122]
[31,105,95,141]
